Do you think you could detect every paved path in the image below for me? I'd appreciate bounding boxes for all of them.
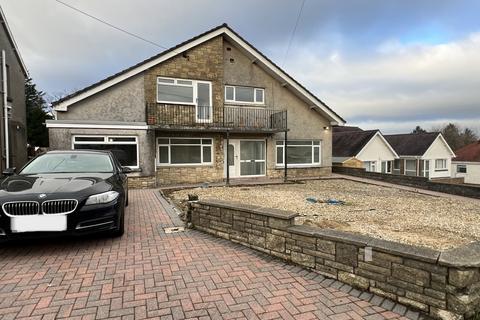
[0,190,413,320]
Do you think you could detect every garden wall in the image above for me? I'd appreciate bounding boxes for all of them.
[189,200,480,320]
[332,166,480,199]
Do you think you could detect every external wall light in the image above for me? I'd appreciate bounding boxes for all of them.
[323,126,330,130]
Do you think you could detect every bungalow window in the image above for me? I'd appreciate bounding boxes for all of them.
[364,161,376,172]
[457,164,467,173]
[157,138,213,166]
[225,85,264,104]
[72,135,139,168]
[393,159,401,174]
[276,140,321,167]
[435,159,447,171]
[381,161,392,174]
[405,159,417,176]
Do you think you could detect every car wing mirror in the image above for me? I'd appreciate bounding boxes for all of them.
[2,167,16,176]
[121,166,132,173]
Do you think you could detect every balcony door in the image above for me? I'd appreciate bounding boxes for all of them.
[196,82,212,123]
[225,139,266,178]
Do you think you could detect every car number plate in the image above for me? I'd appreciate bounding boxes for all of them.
[10,215,67,233]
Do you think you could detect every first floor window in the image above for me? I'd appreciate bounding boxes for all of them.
[435,159,447,171]
[457,164,467,173]
[72,136,138,168]
[405,159,417,176]
[157,138,213,165]
[276,140,321,167]
[225,85,264,104]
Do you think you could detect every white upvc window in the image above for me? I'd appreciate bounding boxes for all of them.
[405,159,417,176]
[72,135,139,168]
[435,159,448,171]
[276,140,321,167]
[157,77,212,122]
[225,85,264,104]
[157,138,213,166]
[381,161,392,174]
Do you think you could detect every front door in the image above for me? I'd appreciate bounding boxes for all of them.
[225,140,266,178]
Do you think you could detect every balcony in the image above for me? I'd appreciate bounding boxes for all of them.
[147,103,287,133]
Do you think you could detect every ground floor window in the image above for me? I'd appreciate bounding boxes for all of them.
[381,161,392,174]
[157,138,213,165]
[405,159,417,176]
[422,160,430,178]
[435,158,448,171]
[393,159,401,174]
[276,140,321,167]
[457,164,467,173]
[364,161,376,172]
[72,135,138,168]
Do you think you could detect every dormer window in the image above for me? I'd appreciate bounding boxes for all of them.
[225,85,264,104]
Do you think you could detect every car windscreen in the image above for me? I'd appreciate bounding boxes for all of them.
[20,153,114,174]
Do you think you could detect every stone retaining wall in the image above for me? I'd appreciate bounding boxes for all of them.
[128,175,156,189]
[189,200,480,320]
[333,166,480,199]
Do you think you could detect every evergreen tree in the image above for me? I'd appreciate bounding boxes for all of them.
[25,78,52,147]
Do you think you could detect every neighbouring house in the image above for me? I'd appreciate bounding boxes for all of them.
[332,128,398,173]
[46,24,345,187]
[451,140,480,184]
[0,6,28,172]
[384,132,455,179]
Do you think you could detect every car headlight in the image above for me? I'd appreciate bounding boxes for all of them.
[85,191,119,205]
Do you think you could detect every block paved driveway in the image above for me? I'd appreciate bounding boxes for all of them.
[0,190,413,320]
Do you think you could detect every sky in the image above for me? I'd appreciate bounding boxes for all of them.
[2,0,480,134]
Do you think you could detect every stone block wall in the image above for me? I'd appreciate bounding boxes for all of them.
[128,175,156,189]
[333,166,480,199]
[145,36,224,125]
[189,200,480,319]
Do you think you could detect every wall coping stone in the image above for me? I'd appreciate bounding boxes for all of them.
[438,241,480,267]
[198,200,298,220]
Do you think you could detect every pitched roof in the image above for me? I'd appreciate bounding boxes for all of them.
[333,126,363,133]
[384,132,439,156]
[53,23,345,124]
[332,130,378,157]
[454,140,480,162]
[0,6,28,77]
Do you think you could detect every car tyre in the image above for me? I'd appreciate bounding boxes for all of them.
[111,204,125,237]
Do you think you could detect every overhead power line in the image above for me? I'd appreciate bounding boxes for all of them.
[283,0,306,64]
[55,0,169,50]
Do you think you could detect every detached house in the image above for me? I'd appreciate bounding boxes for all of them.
[47,24,345,187]
[384,132,455,179]
[451,140,480,184]
[332,128,398,173]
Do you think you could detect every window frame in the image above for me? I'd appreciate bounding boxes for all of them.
[275,140,321,168]
[71,135,139,169]
[404,159,417,176]
[224,85,265,105]
[435,159,448,171]
[156,137,214,167]
[456,164,467,173]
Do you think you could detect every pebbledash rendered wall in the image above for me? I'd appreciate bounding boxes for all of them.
[188,200,480,320]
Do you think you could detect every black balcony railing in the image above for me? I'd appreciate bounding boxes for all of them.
[147,103,287,132]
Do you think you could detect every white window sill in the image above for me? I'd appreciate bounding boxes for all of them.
[157,163,214,168]
[156,101,196,106]
[224,102,266,107]
[274,165,323,169]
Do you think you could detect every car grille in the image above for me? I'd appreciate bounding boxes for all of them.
[42,200,78,214]
[2,201,39,216]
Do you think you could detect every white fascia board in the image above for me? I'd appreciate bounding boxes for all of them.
[46,122,148,130]
[355,132,399,159]
[54,26,345,125]
[422,133,456,159]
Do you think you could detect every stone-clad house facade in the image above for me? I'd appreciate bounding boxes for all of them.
[47,24,345,187]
